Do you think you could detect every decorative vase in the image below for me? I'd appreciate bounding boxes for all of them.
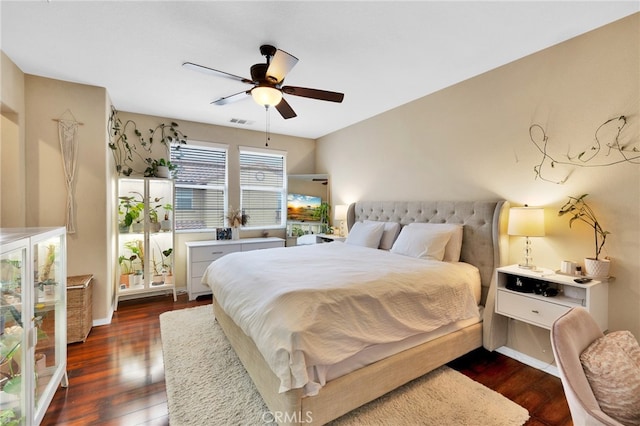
[150,222,161,233]
[132,272,143,287]
[155,165,170,178]
[584,257,610,279]
[119,273,131,289]
[132,222,144,233]
[152,274,164,286]
[232,228,240,240]
[161,219,172,231]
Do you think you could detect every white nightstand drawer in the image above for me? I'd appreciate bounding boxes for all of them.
[496,290,571,329]
[190,245,240,262]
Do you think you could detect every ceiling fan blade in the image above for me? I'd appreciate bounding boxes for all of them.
[183,62,254,84]
[211,90,250,105]
[275,98,297,119]
[282,86,344,103]
[266,49,299,84]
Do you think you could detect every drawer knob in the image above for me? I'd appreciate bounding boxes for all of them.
[211,251,223,255]
[531,310,539,314]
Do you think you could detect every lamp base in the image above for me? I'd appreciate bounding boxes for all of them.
[517,262,536,270]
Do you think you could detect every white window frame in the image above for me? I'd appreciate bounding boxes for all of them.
[238,146,287,230]
[171,141,228,233]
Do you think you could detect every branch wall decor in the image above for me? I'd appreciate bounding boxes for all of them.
[529,115,639,184]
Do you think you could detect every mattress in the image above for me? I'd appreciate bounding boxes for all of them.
[202,242,481,396]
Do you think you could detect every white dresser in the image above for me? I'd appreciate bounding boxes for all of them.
[185,237,285,300]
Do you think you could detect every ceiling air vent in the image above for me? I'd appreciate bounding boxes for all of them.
[229,118,255,125]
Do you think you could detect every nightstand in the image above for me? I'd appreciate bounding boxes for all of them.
[495,265,608,332]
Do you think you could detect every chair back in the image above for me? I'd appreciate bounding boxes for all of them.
[551,307,624,426]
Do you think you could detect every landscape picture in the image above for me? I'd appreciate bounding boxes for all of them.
[287,194,322,222]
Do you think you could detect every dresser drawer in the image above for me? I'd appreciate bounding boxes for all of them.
[190,245,240,262]
[242,241,284,251]
[496,289,571,329]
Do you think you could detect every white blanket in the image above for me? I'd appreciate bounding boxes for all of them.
[202,242,480,395]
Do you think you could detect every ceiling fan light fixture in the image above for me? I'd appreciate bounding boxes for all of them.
[251,86,282,107]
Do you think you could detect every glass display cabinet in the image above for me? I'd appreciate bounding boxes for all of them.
[116,177,176,309]
[0,227,68,425]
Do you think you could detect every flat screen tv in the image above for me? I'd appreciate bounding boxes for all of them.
[287,193,322,222]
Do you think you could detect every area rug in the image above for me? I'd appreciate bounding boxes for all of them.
[160,305,529,425]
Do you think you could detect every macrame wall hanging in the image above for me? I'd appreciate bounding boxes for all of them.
[53,109,83,234]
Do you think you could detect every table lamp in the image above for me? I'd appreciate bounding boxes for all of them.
[334,205,348,236]
[508,205,545,269]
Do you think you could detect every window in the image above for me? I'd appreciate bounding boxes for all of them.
[239,147,286,229]
[171,143,227,231]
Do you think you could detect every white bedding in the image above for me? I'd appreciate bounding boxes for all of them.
[202,242,481,395]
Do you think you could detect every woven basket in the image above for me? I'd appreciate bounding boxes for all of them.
[67,275,93,343]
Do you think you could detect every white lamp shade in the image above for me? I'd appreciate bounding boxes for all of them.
[334,204,348,221]
[508,207,545,237]
[251,86,283,106]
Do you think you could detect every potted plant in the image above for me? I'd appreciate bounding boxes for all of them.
[150,248,165,286]
[313,202,332,234]
[118,193,144,233]
[148,197,163,233]
[118,255,137,289]
[124,240,144,286]
[161,203,173,231]
[225,207,249,240]
[108,107,187,177]
[558,194,611,278]
[145,158,176,179]
[161,248,173,284]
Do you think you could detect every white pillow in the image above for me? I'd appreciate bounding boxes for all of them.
[390,225,453,261]
[346,221,385,248]
[407,223,463,262]
[364,220,401,250]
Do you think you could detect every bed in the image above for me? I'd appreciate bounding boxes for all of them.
[203,200,508,425]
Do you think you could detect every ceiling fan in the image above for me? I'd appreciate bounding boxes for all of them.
[183,45,344,119]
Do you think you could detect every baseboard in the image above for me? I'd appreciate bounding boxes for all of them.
[93,309,114,327]
[496,346,559,377]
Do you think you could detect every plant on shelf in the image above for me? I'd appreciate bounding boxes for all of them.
[161,248,173,284]
[118,255,137,289]
[558,193,611,278]
[118,193,144,232]
[0,321,22,396]
[108,107,187,177]
[124,240,144,274]
[161,203,173,231]
[313,202,332,234]
[148,196,164,232]
[144,158,177,179]
[118,255,137,275]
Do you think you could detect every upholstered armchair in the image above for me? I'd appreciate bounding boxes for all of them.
[550,308,625,426]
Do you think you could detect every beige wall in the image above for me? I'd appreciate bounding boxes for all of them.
[1,51,26,227]
[114,111,316,298]
[23,75,112,322]
[317,14,640,358]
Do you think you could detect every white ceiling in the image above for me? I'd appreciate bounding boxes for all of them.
[1,1,638,139]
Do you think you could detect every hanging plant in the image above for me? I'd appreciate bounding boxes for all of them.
[108,107,187,177]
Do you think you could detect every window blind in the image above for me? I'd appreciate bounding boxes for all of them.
[239,149,286,228]
[171,144,227,231]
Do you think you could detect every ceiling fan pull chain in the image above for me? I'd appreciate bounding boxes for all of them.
[265,105,271,147]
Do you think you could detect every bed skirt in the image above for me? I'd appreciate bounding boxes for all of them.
[212,298,483,425]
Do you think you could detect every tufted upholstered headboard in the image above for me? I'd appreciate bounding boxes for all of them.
[346,200,507,305]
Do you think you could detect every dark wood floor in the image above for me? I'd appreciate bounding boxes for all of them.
[43,294,572,425]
